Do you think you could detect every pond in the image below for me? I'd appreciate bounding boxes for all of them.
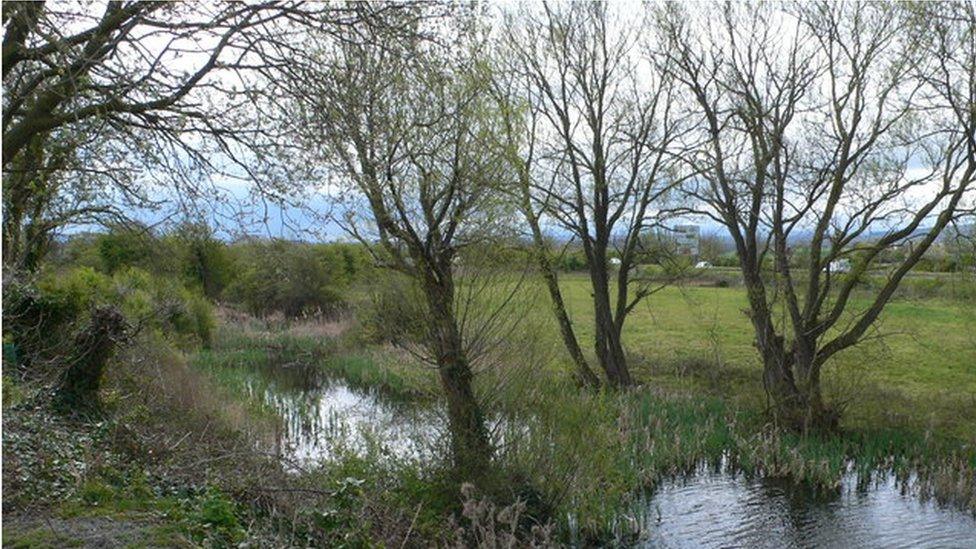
[641,465,976,548]
[244,360,976,546]
[239,362,446,467]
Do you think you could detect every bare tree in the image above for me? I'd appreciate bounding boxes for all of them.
[500,2,682,387]
[265,8,506,478]
[489,51,602,388]
[658,1,975,430]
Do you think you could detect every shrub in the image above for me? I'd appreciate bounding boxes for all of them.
[167,222,235,299]
[225,239,351,318]
[554,249,588,272]
[358,273,429,346]
[6,266,217,361]
[95,224,167,275]
[2,272,86,371]
[109,267,215,348]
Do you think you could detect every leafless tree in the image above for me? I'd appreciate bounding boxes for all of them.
[499,2,682,387]
[657,1,975,430]
[489,47,602,388]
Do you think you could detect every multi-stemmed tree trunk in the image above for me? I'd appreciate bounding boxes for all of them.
[659,1,976,431]
[421,264,492,473]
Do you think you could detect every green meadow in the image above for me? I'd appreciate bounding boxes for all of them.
[553,274,976,441]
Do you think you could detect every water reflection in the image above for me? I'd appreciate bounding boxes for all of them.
[240,362,446,466]
[643,465,976,548]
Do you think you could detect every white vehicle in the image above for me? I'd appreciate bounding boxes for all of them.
[826,258,851,273]
[695,261,712,269]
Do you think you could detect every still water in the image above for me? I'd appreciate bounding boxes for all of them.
[245,361,975,547]
[642,466,976,548]
[239,363,445,466]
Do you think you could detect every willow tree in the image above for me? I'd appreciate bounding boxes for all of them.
[269,10,505,478]
[499,2,682,387]
[658,1,975,430]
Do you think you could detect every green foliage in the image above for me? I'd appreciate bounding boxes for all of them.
[52,227,374,317]
[197,321,433,401]
[225,239,362,318]
[111,267,216,348]
[4,266,217,368]
[188,488,246,544]
[94,225,165,275]
[870,274,976,301]
[712,251,740,267]
[2,271,92,370]
[167,222,235,299]
[358,272,429,346]
[553,248,588,271]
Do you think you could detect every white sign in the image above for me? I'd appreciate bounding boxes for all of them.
[674,225,700,256]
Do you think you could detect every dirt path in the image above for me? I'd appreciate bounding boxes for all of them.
[3,513,185,548]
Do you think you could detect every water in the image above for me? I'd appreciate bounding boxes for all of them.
[240,363,445,466]
[268,380,445,465]
[242,362,975,546]
[642,467,976,548]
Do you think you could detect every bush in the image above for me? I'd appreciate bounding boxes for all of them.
[109,267,215,348]
[358,273,429,346]
[2,272,87,371]
[10,266,217,355]
[225,239,353,318]
[94,224,174,275]
[554,249,588,272]
[167,222,235,299]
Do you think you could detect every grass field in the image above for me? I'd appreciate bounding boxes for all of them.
[553,273,976,441]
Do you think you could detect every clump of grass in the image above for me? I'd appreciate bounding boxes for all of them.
[202,318,435,400]
[327,351,435,399]
[492,377,739,540]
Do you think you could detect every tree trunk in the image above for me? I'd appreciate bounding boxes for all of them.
[758,333,837,432]
[533,247,601,388]
[541,265,602,387]
[792,348,836,432]
[518,186,601,388]
[56,306,126,413]
[743,275,834,432]
[590,263,632,387]
[759,333,803,425]
[422,271,492,481]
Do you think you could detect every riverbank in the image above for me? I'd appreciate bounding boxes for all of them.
[4,286,974,546]
[189,303,976,543]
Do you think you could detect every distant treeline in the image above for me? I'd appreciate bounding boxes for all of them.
[31,220,975,329]
[44,223,374,319]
